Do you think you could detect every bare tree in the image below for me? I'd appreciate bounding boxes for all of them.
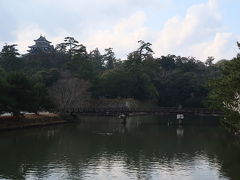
[49,78,91,111]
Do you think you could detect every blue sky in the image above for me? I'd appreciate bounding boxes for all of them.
[0,0,239,61]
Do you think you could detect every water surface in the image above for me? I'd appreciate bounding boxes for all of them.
[0,116,239,180]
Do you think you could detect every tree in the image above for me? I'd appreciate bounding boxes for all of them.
[55,43,67,54]
[237,42,240,58]
[92,42,158,100]
[31,82,53,113]
[137,40,154,60]
[73,44,88,60]
[205,56,214,66]
[0,67,9,113]
[63,36,80,55]
[103,48,116,70]
[89,48,104,74]
[49,78,91,111]
[0,72,51,115]
[35,68,60,87]
[56,37,81,57]
[0,44,19,57]
[0,44,22,72]
[207,43,240,131]
[158,55,176,71]
[127,40,154,64]
[5,72,34,115]
[0,38,226,116]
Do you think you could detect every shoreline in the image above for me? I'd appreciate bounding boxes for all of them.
[0,113,70,131]
[0,112,224,132]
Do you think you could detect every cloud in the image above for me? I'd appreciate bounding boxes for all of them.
[0,0,168,40]
[0,0,168,55]
[0,0,239,61]
[151,0,240,61]
[190,33,238,60]
[7,12,149,57]
[82,11,149,58]
[10,25,46,53]
[11,25,68,54]
[82,0,239,60]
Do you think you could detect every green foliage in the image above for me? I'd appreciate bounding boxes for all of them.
[6,72,35,115]
[0,44,19,57]
[103,48,116,70]
[0,71,52,115]
[91,42,158,100]
[0,44,22,72]
[126,40,154,65]
[56,37,87,58]
[0,37,229,117]
[31,82,53,113]
[88,40,220,105]
[35,68,60,87]
[153,55,213,107]
[137,40,154,61]
[207,43,240,130]
[89,48,105,74]
[65,57,96,80]
[205,56,214,67]
[0,67,10,113]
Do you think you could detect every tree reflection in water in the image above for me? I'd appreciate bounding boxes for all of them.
[0,116,239,180]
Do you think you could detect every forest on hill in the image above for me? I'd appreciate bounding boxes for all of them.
[0,37,239,130]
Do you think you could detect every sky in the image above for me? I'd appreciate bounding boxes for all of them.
[0,0,239,61]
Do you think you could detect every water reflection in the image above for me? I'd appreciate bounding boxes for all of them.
[177,126,184,137]
[0,116,239,180]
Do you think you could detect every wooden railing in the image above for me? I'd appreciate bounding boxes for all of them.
[61,107,223,116]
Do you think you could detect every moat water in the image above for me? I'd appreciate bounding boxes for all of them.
[0,116,239,180]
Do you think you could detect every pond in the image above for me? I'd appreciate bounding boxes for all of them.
[0,116,239,180]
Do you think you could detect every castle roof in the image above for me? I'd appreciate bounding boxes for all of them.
[34,35,51,43]
[28,35,54,53]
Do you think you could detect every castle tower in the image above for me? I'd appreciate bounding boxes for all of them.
[28,35,54,54]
